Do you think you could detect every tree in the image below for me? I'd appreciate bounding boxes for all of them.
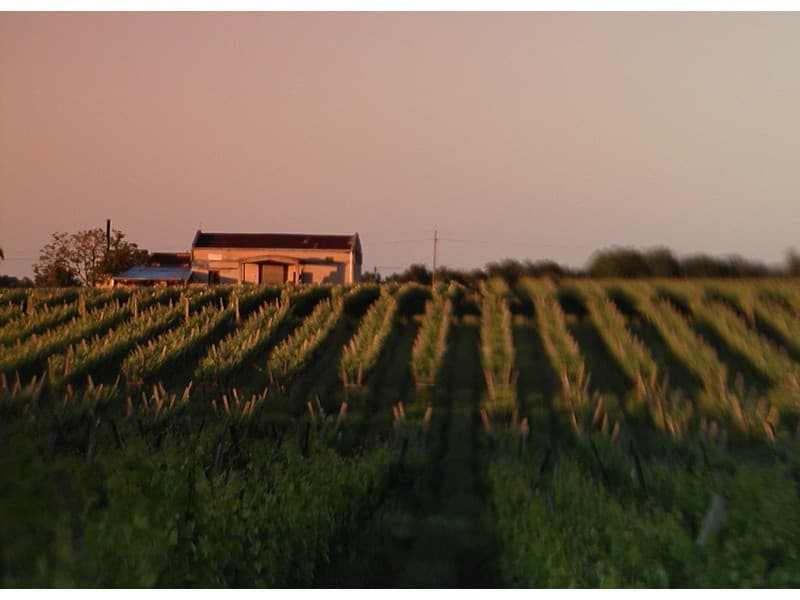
[33,261,80,287]
[361,271,382,284]
[586,247,651,278]
[642,248,681,277]
[388,263,432,286]
[485,259,525,285]
[0,275,33,288]
[33,228,147,287]
[522,259,571,279]
[786,249,800,276]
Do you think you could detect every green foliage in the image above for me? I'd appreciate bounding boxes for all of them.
[2,281,800,588]
[490,456,695,587]
[485,258,571,285]
[395,282,431,317]
[0,300,132,379]
[586,247,775,278]
[489,435,800,588]
[340,287,397,387]
[195,293,291,387]
[0,300,79,346]
[266,294,344,388]
[0,405,395,587]
[583,284,658,384]
[479,281,516,415]
[387,263,431,286]
[692,295,800,393]
[522,279,597,427]
[411,291,453,388]
[587,247,665,278]
[342,283,381,317]
[121,295,234,385]
[787,249,800,277]
[33,228,147,287]
[47,297,185,389]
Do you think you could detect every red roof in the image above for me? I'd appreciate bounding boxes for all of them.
[192,231,358,251]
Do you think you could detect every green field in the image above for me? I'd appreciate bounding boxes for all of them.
[2,278,800,587]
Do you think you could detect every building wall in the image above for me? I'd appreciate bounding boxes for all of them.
[243,263,259,284]
[301,263,343,284]
[191,247,359,284]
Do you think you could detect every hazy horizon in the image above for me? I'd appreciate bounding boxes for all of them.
[2,12,799,279]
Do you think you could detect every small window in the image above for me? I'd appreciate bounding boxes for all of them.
[300,272,313,284]
[208,271,220,285]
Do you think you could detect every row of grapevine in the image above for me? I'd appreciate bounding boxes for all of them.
[0,302,23,329]
[753,297,800,358]
[479,280,516,415]
[0,363,402,587]
[488,272,791,583]
[195,294,291,386]
[118,284,278,386]
[121,301,235,385]
[0,300,133,379]
[46,302,185,389]
[0,301,81,346]
[266,294,344,388]
[411,290,453,388]
[702,278,800,322]
[691,296,800,395]
[579,283,673,429]
[625,287,726,397]
[44,287,236,389]
[488,429,800,587]
[0,286,180,347]
[760,279,800,315]
[622,284,781,438]
[340,287,397,387]
[0,287,30,306]
[583,283,659,384]
[20,287,81,310]
[520,279,600,432]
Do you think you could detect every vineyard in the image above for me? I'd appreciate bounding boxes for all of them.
[2,278,800,587]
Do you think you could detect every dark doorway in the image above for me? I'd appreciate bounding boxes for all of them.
[260,264,286,285]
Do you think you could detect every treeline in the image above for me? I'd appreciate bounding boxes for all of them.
[4,241,800,289]
[584,247,800,278]
[376,247,800,287]
[0,275,33,289]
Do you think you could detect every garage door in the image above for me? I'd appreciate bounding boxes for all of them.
[259,264,285,285]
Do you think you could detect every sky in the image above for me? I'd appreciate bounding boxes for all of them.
[2,11,800,279]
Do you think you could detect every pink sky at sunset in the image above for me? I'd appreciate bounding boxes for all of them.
[2,11,799,278]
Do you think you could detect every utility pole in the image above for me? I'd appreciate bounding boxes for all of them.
[432,230,438,289]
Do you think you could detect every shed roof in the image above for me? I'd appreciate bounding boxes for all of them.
[148,252,191,266]
[113,266,192,282]
[192,231,359,251]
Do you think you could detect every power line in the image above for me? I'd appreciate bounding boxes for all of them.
[438,237,596,247]
[364,238,431,245]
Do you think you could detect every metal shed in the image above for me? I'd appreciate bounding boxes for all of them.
[111,265,192,287]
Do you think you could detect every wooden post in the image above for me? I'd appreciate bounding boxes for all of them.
[432,230,438,289]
